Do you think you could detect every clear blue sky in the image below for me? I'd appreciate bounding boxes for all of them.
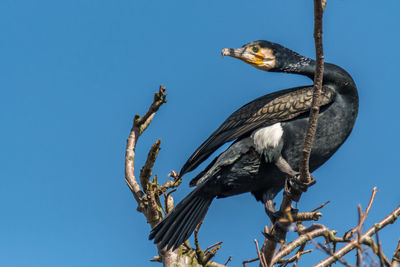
[1,0,399,266]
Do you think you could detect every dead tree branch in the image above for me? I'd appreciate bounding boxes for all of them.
[124,86,226,267]
[255,239,267,267]
[299,0,325,183]
[352,187,378,237]
[261,0,326,264]
[315,206,400,267]
[271,224,333,265]
[125,85,167,215]
[368,232,391,267]
[277,249,312,265]
[258,180,399,266]
[391,239,400,267]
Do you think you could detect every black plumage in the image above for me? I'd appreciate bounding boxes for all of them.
[149,40,359,250]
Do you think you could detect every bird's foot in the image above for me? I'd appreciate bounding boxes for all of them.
[263,208,299,242]
[284,174,316,202]
[268,208,299,223]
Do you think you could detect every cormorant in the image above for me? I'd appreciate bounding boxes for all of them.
[149,40,359,250]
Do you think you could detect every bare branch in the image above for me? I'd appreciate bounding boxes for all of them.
[194,218,206,265]
[292,211,323,222]
[313,241,355,267]
[205,241,224,253]
[352,187,378,236]
[261,1,326,264]
[311,201,330,212]
[243,257,258,267]
[392,239,400,267]
[361,233,391,267]
[125,85,166,210]
[160,171,182,193]
[140,139,161,193]
[376,233,391,267]
[193,218,223,266]
[356,205,363,267]
[150,256,162,262]
[203,245,223,266]
[321,0,327,11]
[224,256,232,266]
[299,0,325,183]
[315,206,400,267]
[135,85,167,131]
[271,224,332,265]
[292,244,308,267]
[124,86,228,266]
[255,239,267,267]
[276,249,312,265]
[162,188,176,214]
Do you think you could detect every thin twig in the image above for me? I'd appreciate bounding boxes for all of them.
[313,241,355,267]
[391,239,400,267]
[374,232,391,267]
[352,187,378,235]
[356,205,363,267]
[271,224,332,265]
[292,244,308,267]
[194,218,224,266]
[243,257,259,267]
[255,239,267,267]
[194,218,204,254]
[315,206,400,267]
[224,256,232,266]
[277,249,312,265]
[376,232,385,267]
[162,188,176,214]
[312,201,330,212]
[205,241,223,253]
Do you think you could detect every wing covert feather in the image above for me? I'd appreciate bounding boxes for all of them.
[180,86,336,175]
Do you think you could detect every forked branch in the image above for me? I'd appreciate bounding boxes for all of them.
[315,206,400,267]
[124,86,226,267]
[125,85,167,210]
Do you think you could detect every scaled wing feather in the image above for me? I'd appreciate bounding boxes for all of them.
[180,86,336,175]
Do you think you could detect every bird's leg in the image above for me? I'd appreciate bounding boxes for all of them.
[275,156,316,202]
[261,189,296,242]
[275,156,298,177]
[261,189,294,225]
[262,190,277,221]
[261,190,285,242]
[261,157,300,222]
[261,157,316,241]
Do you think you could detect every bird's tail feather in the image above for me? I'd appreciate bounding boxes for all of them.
[149,186,213,250]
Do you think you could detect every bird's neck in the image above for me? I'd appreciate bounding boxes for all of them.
[277,55,355,89]
[276,54,359,116]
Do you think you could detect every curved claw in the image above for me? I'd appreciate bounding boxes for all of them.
[284,174,316,202]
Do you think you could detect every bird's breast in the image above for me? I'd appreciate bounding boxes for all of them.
[251,123,283,154]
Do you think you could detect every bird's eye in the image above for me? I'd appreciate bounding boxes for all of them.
[252,46,259,53]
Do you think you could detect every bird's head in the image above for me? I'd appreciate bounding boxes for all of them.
[222,40,309,72]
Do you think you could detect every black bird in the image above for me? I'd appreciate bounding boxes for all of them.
[149,40,359,250]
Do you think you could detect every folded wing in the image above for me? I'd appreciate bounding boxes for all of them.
[180,85,336,176]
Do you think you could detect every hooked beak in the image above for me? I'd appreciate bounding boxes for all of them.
[221,47,245,58]
[221,46,263,67]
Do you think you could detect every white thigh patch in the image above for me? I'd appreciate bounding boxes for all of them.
[251,123,283,154]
